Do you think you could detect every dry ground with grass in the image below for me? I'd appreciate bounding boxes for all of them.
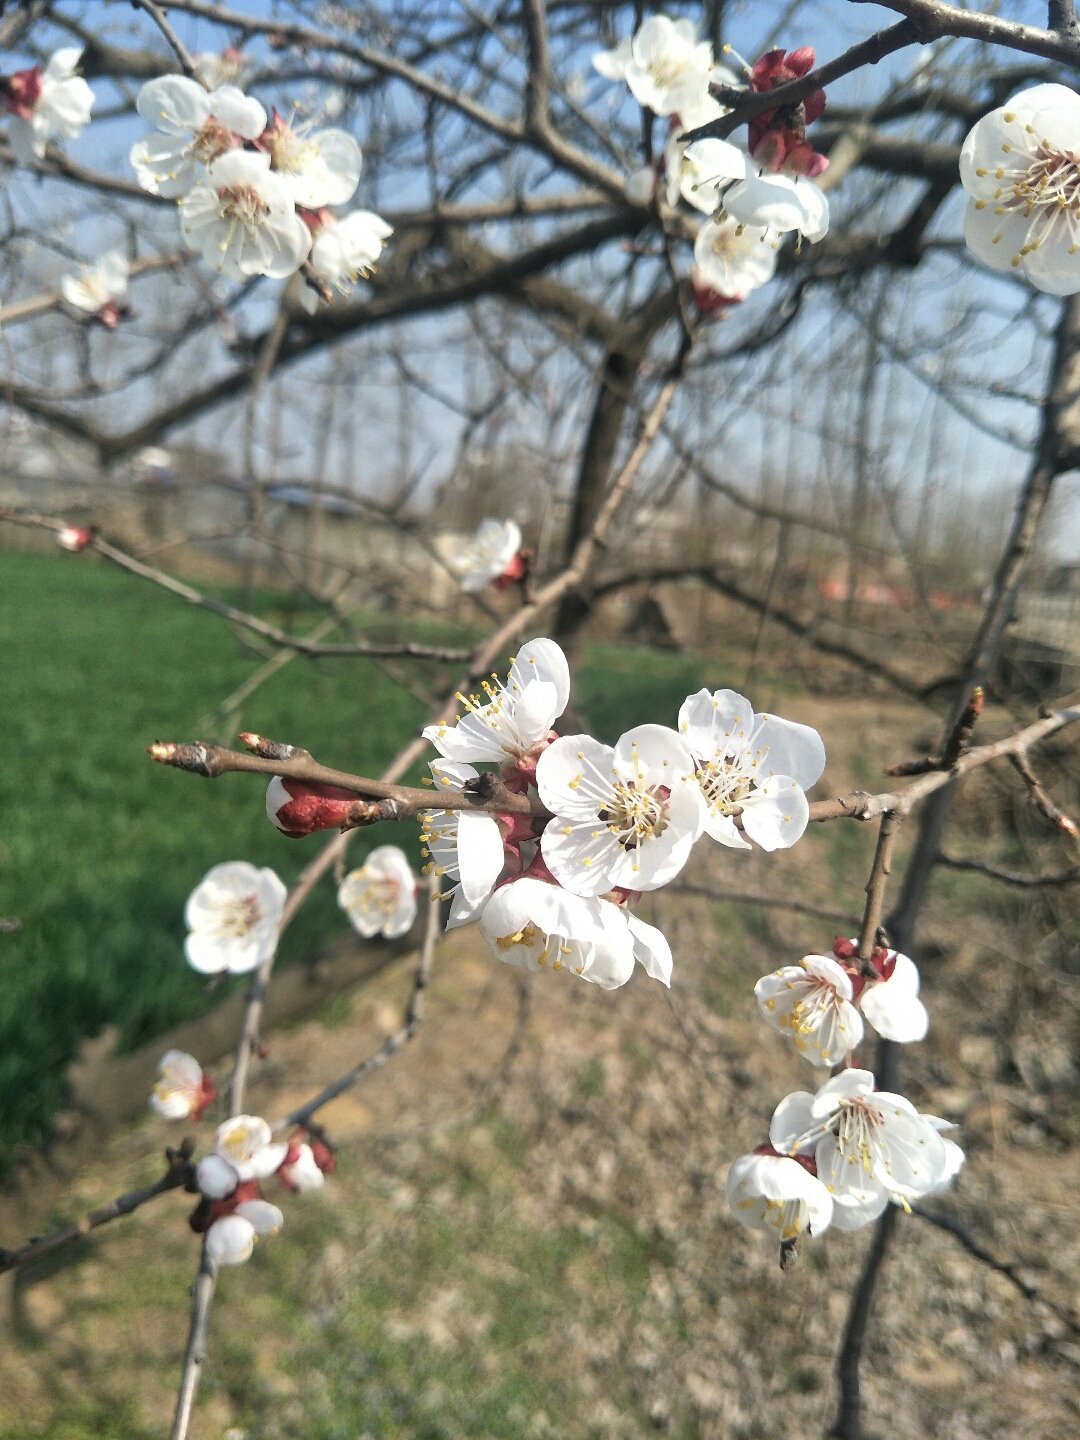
[2,697,1078,1440]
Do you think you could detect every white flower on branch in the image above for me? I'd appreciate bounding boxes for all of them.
[179,150,312,280]
[692,218,777,299]
[211,1115,289,1183]
[277,1141,325,1193]
[149,1049,215,1121]
[453,517,525,593]
[423,638,570,770]
[196,1152,240,1200]
[960,83,1080,294]
[205,1200,283,1268]
[61,251,129,327]
[184,860,286,975]
[725,1148,833,1240]
[769,1069,956,1229]
[722,171,829,243]
[193,47,248,91]
[677,136,749,213]
[605,16,715,118]
[298,208,393,313]
[259,109,362,208]
[419,761,505,927]
[338,844,418,939]
[478,876,636,989]
[3,48,94,165]
[536,725,705,896]
[130,76,267,199]
[755,936,928,1067]
[678,688,825,851]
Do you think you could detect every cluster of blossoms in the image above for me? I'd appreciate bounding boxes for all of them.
[129,67,390,300]
[593,15,830,313]
[149,1058,334,1268]
[414,638,825,988]
[1,47,93,164]
[728,936,962,1250]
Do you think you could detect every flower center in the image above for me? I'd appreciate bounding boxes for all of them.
[190,117,235,166]
[215,893,260,940]
[217,183,270,230]
[695,758,752,815]
[761,1196,806,1242]
[599,782,669,848]
[494,920,580,974]
[354,877,399,918]
[271,127,319,175]
[835,1097,885,1174]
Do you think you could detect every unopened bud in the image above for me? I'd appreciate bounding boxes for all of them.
[266,775,362,838]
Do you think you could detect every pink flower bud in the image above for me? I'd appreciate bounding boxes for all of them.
[265,775,360,838]
[57,524,95,552]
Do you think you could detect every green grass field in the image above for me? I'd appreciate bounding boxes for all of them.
[0,551,725,1171]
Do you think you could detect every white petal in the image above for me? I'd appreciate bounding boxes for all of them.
[739,775,809,851]
[625,912,673,985]
[206,1214,255,1267]
[137,75,210,135]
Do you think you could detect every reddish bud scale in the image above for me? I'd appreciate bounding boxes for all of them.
[192,1075,217,1123]
[57,525,95,553]
[691,281,741,319]
[752,1142,818,1176]
[2,66,42,120]
[493,549,531,590]
[188,1178,262,1233]
[748,46,827,178]
[502,729,559,789]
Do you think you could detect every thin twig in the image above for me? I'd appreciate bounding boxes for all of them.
[271,876,441,1132]
[1009,750,1080,838]
[935,852,1080,887]
[130,0,204,83]
[0,1150,194,1275]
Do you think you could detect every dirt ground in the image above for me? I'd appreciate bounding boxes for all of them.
[2,697,1078,1440]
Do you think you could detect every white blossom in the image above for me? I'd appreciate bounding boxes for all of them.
[196,1152,240,1200]
[960,83,1080,293]
[770,1069,955,1226]
[61,251,128,315]
[678,688,825,852]
[678,137,748,213]
[278,1142,325,1193]
[537,725,705,896]
[299,209,393,313]
[754,953,864,1067]
[623,16,715,118]
[184,860,286,975]
[6,48,94,165]
[338,845,418,939]
[179,150,312,280]
[726,1150,833,1240]
[692,218,777,297]
[858,949,929,1045]
[193,48,248,91]
[212,1114,289,1182]
[453,517,523,594]
[130,76,266,198]
[205,1200,283,1268]
[423,638,570,768]
[262,112,362,207]
[723,171,829,243]
[419,761,506,927]
[478,877,636,989]
[149,1049,211,1120]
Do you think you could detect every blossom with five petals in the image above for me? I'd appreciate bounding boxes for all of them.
[338,845,418,939]
[478,876,636,989]
[619,16,715,118]
[61,251,129,327]
[258,109,362,207]
[422,638,570,769]
[184,860,286,975]
[298,209,393,312]
[678,688,825,851]
[3,48,93,164]
[960,83,1080,294]
[536,725,705,896]
[130,76,266,198]
[149,1049,216,1121]
[692,218,777,298]
[769,1069,954,1228]
[453,518,525,594]
[725,1147,833,1240]
[179,150,312,280]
